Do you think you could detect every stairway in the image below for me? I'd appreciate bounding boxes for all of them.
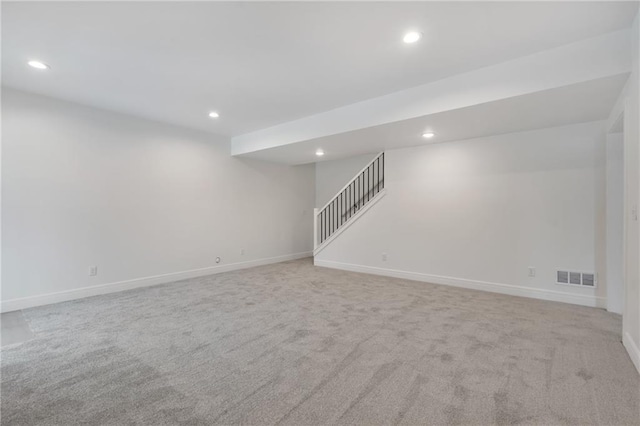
[314,152,386,255]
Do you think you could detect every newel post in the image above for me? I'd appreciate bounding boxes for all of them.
[313,208,319,250]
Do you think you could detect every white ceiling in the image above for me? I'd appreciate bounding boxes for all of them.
[239,74,629,165]
[2,2,637,137]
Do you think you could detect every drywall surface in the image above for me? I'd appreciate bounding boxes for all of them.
[1,89,314,307]
[232,30,630,155]
[622,14,640,372]
[315,153,377,208]
[604,12,640,374]
[606,133,624,315]
[316,122,606,307]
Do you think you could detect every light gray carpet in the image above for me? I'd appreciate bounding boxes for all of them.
[1,258,639,425]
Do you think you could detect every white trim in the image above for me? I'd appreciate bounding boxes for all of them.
[313,208,319,249]
[314,259,606,309]
[313,189,386,256]
[317,152,384,213]
[1,252,312,313]
[623,332,640,375]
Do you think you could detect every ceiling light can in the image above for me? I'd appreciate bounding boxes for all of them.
[28,60,49,70]
[403,32,422,44]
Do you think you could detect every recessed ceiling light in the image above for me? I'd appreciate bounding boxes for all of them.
[422,132,435,139]
[28,60,49,70]
[403,31,422,44]
[316,149,325,157]
[208,111,220,119]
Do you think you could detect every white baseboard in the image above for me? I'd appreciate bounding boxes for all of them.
[623,332,640,375]
[1,252,312,313]
[314,259,606,309]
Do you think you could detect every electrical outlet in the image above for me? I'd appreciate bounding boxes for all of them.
[382,252,387,262]
[215,257,221,264]
[528,267,536,277]
[89,266,98,277]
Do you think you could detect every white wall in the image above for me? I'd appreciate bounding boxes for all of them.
[606,133,624,314]
[622,14,640,373]
[603,12,640,375]
[316,122,607,308]
[315,153,376,208]
[1,89,315,310]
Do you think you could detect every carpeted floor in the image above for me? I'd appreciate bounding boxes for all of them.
[1,258,639,425]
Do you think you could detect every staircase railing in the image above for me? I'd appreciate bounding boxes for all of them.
[314,152,385,248]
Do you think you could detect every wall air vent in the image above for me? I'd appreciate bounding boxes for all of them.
[581,273,595,287]
[557,270,569,284]
[556,270,597,288]
[569,272,581,285]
